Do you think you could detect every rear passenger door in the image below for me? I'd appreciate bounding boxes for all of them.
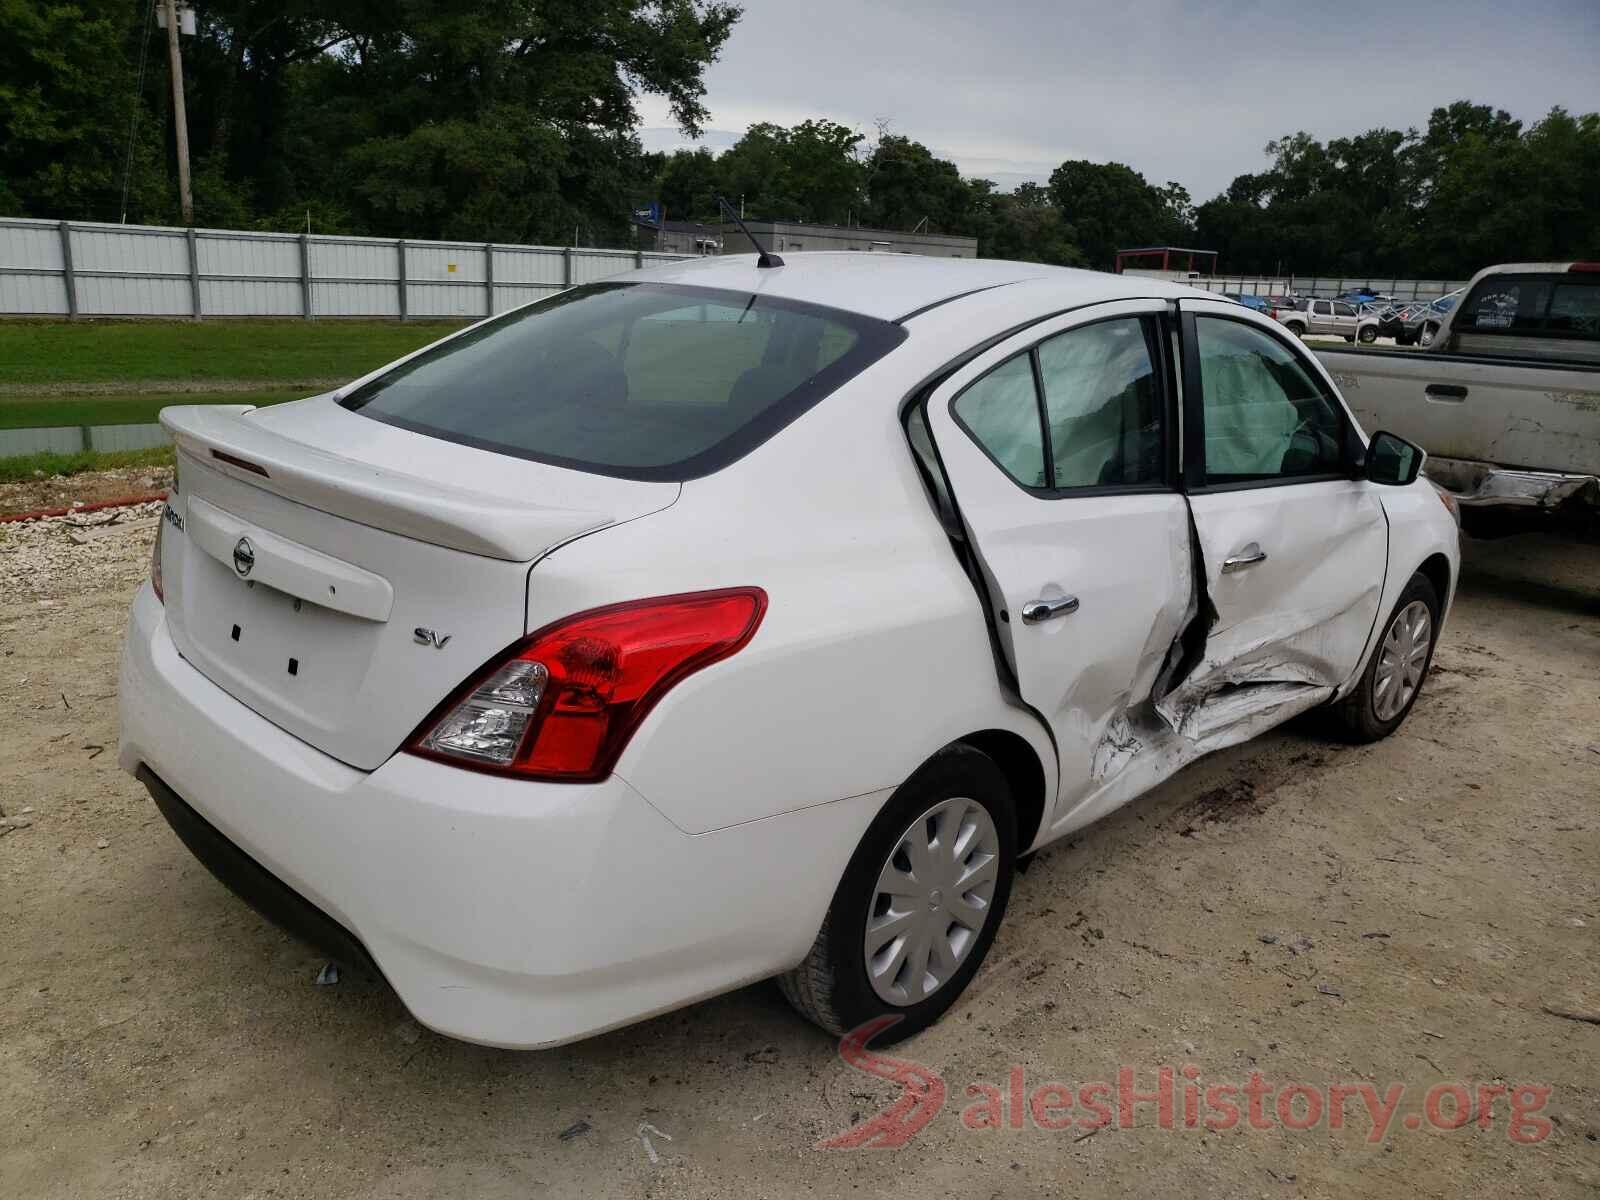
[1160,303,1388,743]
[918,300,1194,813]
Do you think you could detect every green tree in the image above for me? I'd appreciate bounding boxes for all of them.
[0,0,167,221]
[862,133,972,232]
[654,147,723,222]
[1047,160,1191,269]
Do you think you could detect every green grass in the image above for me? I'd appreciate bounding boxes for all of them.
[0,319,463,388]
[0,388,311,431]
[0,446,174,484]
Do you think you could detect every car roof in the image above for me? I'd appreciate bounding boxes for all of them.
[627,252,1206,322]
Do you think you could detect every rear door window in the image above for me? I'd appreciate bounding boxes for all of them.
[1037,318,1163,488]
[340,283,904,480]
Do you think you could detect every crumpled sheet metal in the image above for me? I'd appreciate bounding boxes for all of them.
[1427,456,1600,511]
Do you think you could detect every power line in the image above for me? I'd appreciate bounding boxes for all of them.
[119,0,157,224]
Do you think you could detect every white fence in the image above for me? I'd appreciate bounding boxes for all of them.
[1124,268,1468,302]
[0,217,693,319]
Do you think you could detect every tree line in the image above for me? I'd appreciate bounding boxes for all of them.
[3,1,1596,277]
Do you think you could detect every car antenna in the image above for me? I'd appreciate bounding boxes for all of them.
[716,196,783,268]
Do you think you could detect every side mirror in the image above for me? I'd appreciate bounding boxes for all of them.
[1364,430,1424,486]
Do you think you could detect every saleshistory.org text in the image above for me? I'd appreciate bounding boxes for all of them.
[821,1017,1553,1150]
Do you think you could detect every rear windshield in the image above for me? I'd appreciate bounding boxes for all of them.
[1452,274,1600,361]
[340,282,906,480]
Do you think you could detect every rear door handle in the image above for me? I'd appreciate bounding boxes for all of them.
[1425,383,1468,401]
[1221,544,1268,573]
[1021,595,1080,624]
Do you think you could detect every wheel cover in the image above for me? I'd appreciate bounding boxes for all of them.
[864,797,1001,1006]
[1373,599,1432,721]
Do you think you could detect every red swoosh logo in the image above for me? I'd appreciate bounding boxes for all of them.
[819,1015,947,1149]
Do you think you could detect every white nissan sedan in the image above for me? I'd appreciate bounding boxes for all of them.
[120,254,1458,1048]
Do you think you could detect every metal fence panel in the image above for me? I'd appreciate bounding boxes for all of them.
[1,425,85,455]
[0,215,676,318]
[198,231,299,279]
[407,282,488,318]
[77,273,194,316]
[4,222,63,271]
[492,245,568,287]
[570,250,636,284]
[491,284,559,312]
[202,278,304,316]
[0,269,68,314]
[87,422,171,452]
[408,243,485,283]
[311,280,401,317]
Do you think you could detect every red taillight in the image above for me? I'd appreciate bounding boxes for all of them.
[151,508,166,603]
[407,588,767,782]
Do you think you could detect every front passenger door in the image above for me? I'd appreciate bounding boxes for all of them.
[1161,305,1388,744]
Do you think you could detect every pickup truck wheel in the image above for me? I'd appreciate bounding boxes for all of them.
[778,745,1016,1042]
[1419,324,1437,346]
[1285,321,1306,337]
[1358,326,1378,344]
[1329,573,1440,743]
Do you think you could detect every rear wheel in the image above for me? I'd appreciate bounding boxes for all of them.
[1420,323,1438,347]
[1285,321,1307,338]
[779,745,1016,1042]
[1358,325,1378,344]
[1331,572,1440,742]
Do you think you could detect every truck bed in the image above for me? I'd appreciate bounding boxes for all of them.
[1314,345,1600,476]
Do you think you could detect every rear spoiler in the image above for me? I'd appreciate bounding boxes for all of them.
[160,404,612,561]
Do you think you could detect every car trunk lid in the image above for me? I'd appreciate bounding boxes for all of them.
[158,399,679,770]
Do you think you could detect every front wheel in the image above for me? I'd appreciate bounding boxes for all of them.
[1330,572,1440,742]
[779,745,1016,1042]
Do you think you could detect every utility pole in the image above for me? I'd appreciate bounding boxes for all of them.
[163,0,194,225]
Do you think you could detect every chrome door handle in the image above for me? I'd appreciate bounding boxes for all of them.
[1021,595,1080,624]
[1221,544,1268,573]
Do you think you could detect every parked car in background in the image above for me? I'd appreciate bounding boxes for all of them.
[1359,301,1404,344]
[1339,289,1396,308]
[1403,290,1463,347]
[1316,262,1600,536]
[1222,292,1273,314]
[1277,297,1364,340]
[120,254,1458,1049]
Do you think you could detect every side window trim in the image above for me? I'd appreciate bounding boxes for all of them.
[947,312,1177,500]
[1176,305,1360,493]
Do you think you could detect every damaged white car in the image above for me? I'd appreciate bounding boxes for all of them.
[120,253,1458,1048]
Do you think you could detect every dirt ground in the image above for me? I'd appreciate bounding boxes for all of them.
[0,465,173,518]
[2,519,1597,1199]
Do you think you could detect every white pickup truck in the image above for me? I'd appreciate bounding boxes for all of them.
[1315,262,1600,536]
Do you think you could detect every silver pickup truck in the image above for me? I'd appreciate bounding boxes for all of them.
[1315,262,1600,535]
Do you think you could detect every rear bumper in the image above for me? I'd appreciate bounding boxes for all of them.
[118,584,879,1047]
[137,765,380,978]
[1426,456,1600,511]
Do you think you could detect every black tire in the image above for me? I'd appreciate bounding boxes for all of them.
[778,744,1017,1042]
[1358,326,1378,344]
[1420,323,1438,346]
[1285,321,1306,337]
[1330,572,1440,742]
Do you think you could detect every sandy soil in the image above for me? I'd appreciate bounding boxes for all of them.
[1,526,1596,1199]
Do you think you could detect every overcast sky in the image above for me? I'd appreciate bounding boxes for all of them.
[637,0,1600,199]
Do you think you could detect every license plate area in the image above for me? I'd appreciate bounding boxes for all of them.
[180,549,378,731]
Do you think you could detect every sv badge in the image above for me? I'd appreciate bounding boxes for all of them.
[413,628,452,649]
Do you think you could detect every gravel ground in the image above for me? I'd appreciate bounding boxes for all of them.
[1,509,1596,1199]
[0,467,172,519]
